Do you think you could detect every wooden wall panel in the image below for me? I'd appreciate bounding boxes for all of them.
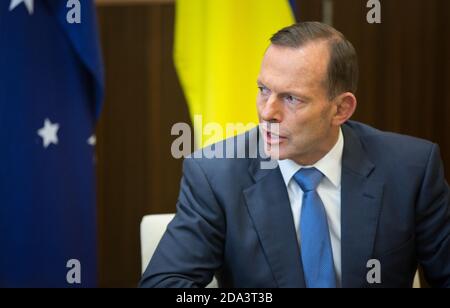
[96,4,190,287]
[295,0,323,21]
[298,0,450,178]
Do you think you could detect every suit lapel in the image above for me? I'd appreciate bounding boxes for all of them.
[340,124,384,288]
[244,159,306,288]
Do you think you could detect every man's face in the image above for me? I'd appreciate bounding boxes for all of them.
[257,42,339,165]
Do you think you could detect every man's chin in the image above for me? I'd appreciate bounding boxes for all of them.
[263,143,288,161]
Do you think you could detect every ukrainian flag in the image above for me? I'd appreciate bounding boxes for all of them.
[174,0,295,147]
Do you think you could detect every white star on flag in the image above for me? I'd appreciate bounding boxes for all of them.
[87,135,96,146]
[37,118,59,148]
[9,0,34,15]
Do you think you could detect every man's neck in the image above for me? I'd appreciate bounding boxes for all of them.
[291,128,340,166]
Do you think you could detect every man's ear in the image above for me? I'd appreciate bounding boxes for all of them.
[332,92,357,126]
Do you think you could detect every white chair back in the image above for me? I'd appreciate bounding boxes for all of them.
[140,214,218,288]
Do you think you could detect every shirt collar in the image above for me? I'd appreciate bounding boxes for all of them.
[278,127,344,188]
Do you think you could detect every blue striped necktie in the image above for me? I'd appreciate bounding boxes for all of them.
[294,168,337,288]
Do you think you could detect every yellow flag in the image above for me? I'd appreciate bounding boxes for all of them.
[174,0,295,147]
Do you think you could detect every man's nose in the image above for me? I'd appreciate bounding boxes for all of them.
[260,95,282,122]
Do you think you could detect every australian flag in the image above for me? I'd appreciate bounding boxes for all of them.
[0,0,103,287]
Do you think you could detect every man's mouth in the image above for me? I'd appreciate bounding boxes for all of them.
[261,127,287,144]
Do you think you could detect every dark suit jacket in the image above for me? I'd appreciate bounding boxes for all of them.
[140,121,450,288]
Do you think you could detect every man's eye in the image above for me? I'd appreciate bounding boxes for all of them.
[258,86,270,96]
[285,95,300,104]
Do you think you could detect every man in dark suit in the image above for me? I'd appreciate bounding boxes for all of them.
[140,22,450,288]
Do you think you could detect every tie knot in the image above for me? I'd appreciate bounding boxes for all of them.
[293,168,324,192]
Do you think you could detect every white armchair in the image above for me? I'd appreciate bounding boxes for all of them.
[140,214,218,288]
[140,214,175,274]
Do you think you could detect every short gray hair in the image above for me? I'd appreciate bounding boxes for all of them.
[270,22,359,99]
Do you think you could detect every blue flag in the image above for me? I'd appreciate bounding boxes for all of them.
[0,0,103,287]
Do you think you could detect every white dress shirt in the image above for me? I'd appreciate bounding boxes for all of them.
[278,128,344,287]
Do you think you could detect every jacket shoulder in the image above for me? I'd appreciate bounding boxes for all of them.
[345,121,435,165]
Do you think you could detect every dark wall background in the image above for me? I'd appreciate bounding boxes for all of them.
[95,0,450,287]
[96,4,188,287]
